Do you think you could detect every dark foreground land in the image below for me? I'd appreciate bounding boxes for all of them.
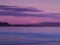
[0,22,60,27]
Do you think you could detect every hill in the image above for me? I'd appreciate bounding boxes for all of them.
[0,22,60,27]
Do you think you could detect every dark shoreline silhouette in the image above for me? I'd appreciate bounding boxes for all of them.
[0,22,60,27]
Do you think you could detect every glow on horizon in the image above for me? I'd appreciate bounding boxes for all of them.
[0,16,60,24]
[0,0,60,24]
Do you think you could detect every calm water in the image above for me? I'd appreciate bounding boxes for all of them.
[0,27,60,45]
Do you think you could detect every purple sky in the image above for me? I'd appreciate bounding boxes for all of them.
[0,0,60,24]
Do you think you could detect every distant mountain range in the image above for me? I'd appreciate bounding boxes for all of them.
[0,22,60,27]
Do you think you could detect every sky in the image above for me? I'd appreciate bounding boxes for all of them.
[0,0,60,24]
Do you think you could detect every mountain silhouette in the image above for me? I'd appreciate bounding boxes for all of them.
[0,22,60,27]
[0,22,11,26]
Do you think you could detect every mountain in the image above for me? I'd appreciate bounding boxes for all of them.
[0,22,60,27]
[0,22,11,26]
[34,22,60,27]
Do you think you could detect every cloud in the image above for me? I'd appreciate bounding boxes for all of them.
[0,5,43,12]
[0,11,60,18]
[0,5,60,18]
[0,11,51,17]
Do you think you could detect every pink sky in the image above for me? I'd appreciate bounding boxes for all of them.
[0,0,60,24]
[0,16,60,24]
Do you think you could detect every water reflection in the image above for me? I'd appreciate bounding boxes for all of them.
[0,27,60,45]
[0,33,60,45]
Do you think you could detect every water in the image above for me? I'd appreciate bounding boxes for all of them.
[0,27,60,45]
